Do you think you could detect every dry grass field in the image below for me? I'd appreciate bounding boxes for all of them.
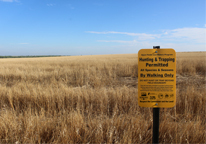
[0,52,205,143]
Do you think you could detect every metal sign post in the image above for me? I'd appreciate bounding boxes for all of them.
[152,46,160,144]
[153,107,159,143]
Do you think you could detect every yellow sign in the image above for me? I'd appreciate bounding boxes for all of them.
[138,49,176,108]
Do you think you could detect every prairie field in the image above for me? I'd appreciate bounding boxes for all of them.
[0,52,205,143]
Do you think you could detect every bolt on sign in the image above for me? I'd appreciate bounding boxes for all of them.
[138,49,176,108]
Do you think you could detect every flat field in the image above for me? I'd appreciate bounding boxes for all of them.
[0,52,205,143]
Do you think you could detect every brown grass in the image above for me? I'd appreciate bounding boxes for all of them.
[0,52,205,143]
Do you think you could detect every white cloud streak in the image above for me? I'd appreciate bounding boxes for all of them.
[163,28,206,43]
[97,40,138,44]
[19,43,29,45]
[47,3,55,7]
[0,0,18,2]
[86,31,160,40]
[87,27,206,44]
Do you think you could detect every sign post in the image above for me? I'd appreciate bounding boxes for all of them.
[152,46,160,144]
[138,46,176,143]
[153,107,159,143]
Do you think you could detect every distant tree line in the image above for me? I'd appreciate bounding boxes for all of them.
[0,55,65,58]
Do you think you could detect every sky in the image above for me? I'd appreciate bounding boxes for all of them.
[0,0,205,56]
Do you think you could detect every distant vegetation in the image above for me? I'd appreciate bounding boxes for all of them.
[0,55,63,58]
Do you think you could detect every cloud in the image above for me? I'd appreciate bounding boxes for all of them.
[19,43,29,45]
[86,31,160,40]
[47,3,55,6]
[111,42,206,52]
[163,27,206,43]
[97,40,138,44]
[87,27,206,44]
[0,0,18,2]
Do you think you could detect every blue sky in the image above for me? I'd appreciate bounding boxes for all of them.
[0,0,205,56]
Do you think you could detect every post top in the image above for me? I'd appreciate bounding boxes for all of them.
[153,46,160,49]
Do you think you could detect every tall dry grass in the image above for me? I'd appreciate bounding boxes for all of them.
[0,52,205,143]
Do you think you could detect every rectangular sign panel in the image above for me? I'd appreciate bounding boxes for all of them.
[138,49,176,108]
